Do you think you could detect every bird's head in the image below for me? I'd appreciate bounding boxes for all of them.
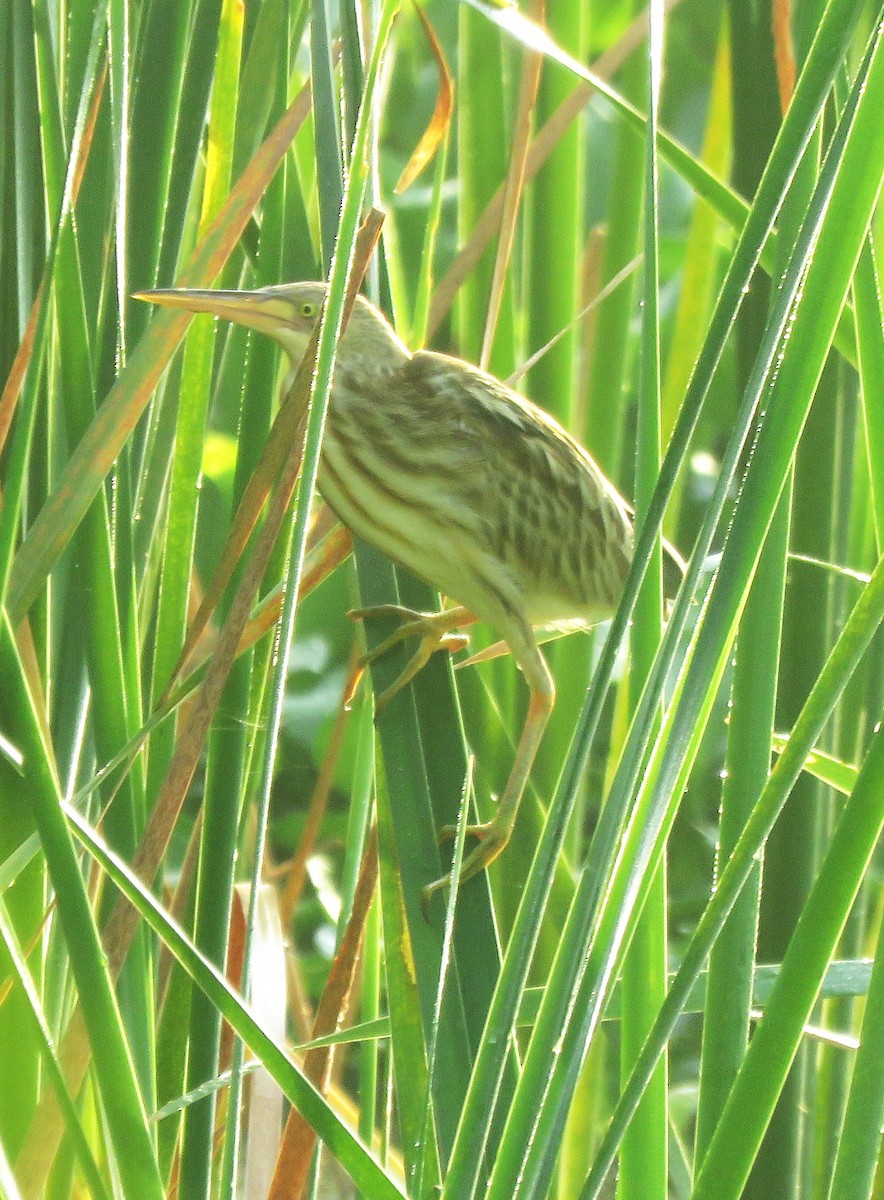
[134,280,409,372]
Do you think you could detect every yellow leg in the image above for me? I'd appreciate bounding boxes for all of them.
[349,605,476,711]
[423,650,555,910]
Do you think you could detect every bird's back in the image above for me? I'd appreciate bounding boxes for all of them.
[408,352,634,623]
[320,349,634,634]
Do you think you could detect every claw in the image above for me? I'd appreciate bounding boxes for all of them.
[421,876,447,920]
[421,819,512,919]
[348,604,475,711]
[373,631,470,713]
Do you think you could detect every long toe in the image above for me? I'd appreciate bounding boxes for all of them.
[423,821,512,918]
[438,819,496,844]
[455,827,510,885]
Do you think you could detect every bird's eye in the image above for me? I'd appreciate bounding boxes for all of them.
[300,301,318,318]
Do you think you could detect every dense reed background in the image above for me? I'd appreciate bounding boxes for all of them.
[0,1,882,1198]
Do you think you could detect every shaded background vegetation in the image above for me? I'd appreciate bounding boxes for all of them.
[0,1,882,1199]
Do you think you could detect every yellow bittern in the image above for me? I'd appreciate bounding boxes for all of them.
[138,282,640,899]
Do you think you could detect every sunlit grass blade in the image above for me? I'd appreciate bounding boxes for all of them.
[826,915,884,1200]
[690,726,884,1200]
[480,18,884,1199]
[618,5,667,1199]
[172,7,245,1195]
[7,83,316,625]
[0,901,111,1200]
[581,494,884,1200]
[0,614,165,1200]
[1,3,881,1197]
[439,5,872,1197]
[64,801,408,1200]
[853,235,884,542]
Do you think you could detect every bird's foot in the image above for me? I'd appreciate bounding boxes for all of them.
[348,605,473,712]
[421,819,511,917]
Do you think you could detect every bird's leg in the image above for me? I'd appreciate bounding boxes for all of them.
[349,604,477,711]
[423,639,555,907]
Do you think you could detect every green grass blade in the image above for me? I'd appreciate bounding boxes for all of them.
[695,499,787,1161]
[440,6,871,1197]
[0,902,112,1200]
[0,614,165,1200]
[618,3,668,1198]
[826,916,884,1200]
[484,19,884,1198]
[174,5,246,1195]
[64,800,408,1200]
[691,725,884,1200]
[581,524,884,1200]
[854,235,884,544]
[7,86,315,624]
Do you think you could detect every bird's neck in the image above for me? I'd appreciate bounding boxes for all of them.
[332,356,403,398]
[281,341,409,400]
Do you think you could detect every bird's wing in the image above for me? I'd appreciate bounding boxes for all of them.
[403,350,631,519]
[405,354,687,598]
[398,351,635,621]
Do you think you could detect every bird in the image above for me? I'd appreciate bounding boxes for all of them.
[137,281,648,903]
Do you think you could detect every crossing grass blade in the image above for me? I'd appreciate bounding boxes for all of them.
[1,3,882,1199]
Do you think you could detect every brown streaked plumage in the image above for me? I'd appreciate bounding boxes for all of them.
[137,282,642,903]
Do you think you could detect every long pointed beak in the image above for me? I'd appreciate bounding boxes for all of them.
[133,287,295,340]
